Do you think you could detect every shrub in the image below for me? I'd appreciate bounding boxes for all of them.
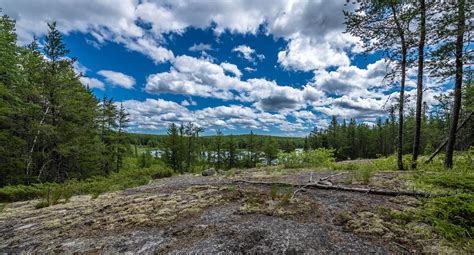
[0,160,174,203]
[417,194,474,245]
[277,148,335,169]
[277,151,302,168]
[35,200,49,209]
[306,148,336,168]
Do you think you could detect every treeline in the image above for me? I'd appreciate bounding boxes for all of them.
[148,123,304,172]
[0,16,129,187]
[308,86,474,161]
[127,132,304,151]
[344,0,472,169]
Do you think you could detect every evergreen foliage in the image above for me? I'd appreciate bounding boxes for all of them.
[0,17,129,187]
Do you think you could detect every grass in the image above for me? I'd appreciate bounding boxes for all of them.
[0,158,174,204]
[270,184,293,204]
[335,151,474,250]
[418,194,474,245]
[227,184,236,192]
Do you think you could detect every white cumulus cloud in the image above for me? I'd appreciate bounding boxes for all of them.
[97,70,136,89]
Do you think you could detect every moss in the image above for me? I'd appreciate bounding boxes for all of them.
[388,196,421,207]
[238,188,310,217]
[378,207,415,224]
[333,211,351,226]
[346,211,388,235]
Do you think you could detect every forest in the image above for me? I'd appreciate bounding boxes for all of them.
[0,0,473,252]
[0,0,473,184]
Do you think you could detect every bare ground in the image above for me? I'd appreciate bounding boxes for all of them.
[0,170,454,254]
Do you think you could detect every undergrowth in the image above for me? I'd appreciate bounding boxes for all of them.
[277,148,336,169]
[418,194,473,247]
[270,184,293,204]
[337,151,474,250]
[0,158,173,204]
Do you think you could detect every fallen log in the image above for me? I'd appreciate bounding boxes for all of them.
[233,179,446,198]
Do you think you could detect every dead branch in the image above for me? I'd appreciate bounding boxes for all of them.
[233,179,446,198]
[425,111,473,164]
[319,172,346,182]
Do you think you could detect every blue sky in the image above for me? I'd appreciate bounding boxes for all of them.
[1,0,450,136]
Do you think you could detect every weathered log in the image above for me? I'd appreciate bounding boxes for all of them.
[233,179,446,198]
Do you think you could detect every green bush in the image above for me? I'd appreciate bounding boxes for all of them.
[35,200,49,209]
[0,160,174,203]
[0,184,44,202]
[278,148,335,169]
[278,151,302,168]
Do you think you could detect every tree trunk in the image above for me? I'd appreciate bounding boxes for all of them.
[445,0,465,168]
[425,111,473,164]
[26,106,50,179]
[411,0,426,169]
[391,3,407,170]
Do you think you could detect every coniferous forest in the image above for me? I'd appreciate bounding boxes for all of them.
[1,1,473,185]
[0,1,474,253]
[1,18,129,186]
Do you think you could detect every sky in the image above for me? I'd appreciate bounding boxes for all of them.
[1,0,451,136]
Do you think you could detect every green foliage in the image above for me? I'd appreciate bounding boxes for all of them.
[354,167,373,185]
[269,184,293,204]
[270,184,278,200]
[335,155,474,248]
[415,171,474,193]
[35,200,49,209]
[0,16,131,187]
[227,184,236,192]
[137,151,153,168]
[0,159,173,203]
[278,148,336,169]
[418,194,474,245]
[263,138,279,165]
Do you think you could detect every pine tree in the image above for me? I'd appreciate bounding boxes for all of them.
[345,1,416,169]
[411,0,427,169]
[263,137,279,165]
[442,0,468,168]
[215,129,223,169]
[164,123,182,173]
[227,134,237,169]
[246,131,257,167]
[0,14,26,185]
[115,103,129,172]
